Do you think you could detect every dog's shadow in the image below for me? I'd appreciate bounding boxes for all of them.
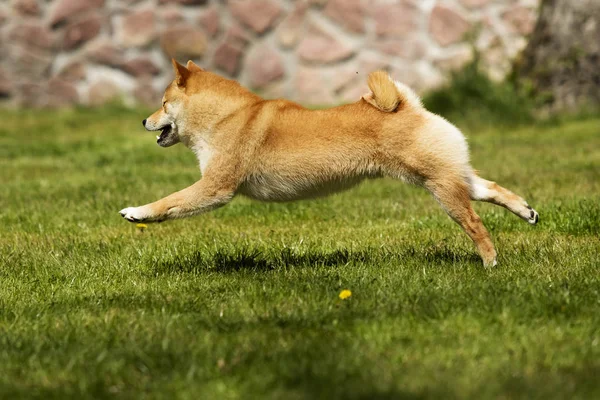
[150,246,481,275]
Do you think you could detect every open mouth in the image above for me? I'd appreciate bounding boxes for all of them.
[156,125,171,144]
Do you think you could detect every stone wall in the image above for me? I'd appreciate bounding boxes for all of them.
[0,0,539,108]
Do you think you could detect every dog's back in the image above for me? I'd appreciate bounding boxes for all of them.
[237,71,469,199]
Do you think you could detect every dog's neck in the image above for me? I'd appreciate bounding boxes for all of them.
[182,90,260,149]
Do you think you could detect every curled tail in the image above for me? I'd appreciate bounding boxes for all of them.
[363,70,422,112]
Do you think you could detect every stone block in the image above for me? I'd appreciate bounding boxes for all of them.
[229,0,282,34]
[324,0,364,33]
[429,5,471,46]
[160,26,207,60]
[198,6,219,37]
[63,14,102,50]
[247,44,285,88]
[297,25,354,63]
[277,1,308,48]
[13,0,40,16]
[121,57,161,77]
[119,9,156,47]
[88,80,121,106]
[213,42,243,76]
[372,1,420,37]
[47,78,79,106]
[49,0,105,27]
[87,42,125,67]
[9,23,55,50]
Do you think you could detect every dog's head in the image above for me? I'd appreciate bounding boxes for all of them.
[143,59,257,148]
[142,59,206,148]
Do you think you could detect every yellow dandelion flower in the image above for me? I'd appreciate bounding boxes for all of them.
[136,223,148,231]
[339,289,352,300]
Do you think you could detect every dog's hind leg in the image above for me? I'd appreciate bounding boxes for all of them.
[426,177,497,267]
[469,174,539,225]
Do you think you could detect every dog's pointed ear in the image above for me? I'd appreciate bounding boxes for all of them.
[186,60,203,73]
[172,58,190,87]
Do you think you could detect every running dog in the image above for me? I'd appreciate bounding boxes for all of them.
[119,60,539,266]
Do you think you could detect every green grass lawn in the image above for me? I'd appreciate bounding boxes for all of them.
[1,107,599,399]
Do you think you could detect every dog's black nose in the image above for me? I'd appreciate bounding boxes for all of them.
[142,119,147,127]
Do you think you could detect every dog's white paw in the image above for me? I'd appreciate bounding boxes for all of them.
[527,206,539,225]
[119,206,148,223]
[483,257,498,268]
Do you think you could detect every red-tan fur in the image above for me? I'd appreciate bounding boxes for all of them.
[120,60,539,267]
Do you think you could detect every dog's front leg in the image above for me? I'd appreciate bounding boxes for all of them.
[119,175,236,223]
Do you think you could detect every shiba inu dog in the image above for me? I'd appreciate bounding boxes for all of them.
[119,59,539,267]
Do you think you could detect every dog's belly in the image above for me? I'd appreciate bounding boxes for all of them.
[237,173,367,202]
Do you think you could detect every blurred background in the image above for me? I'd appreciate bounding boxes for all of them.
[3,0,598,115]
[0,0,543,107]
